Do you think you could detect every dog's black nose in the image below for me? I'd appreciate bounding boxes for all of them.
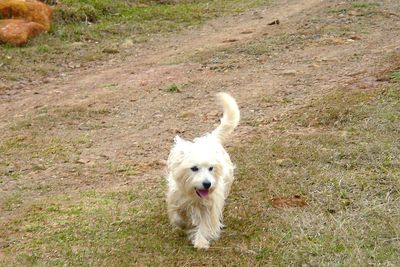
[202,181,211,189]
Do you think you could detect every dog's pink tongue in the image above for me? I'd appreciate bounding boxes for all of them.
[197,189,209,198]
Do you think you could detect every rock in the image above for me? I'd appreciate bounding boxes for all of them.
[6,166,16,173]
[71,41,84,47]
[0,0,53,31]
[348,10,362,16]
[281,70,297,76]
[0,19,45,46]
[240,30,253,34]
[78,124,91,131]
[309,63,320,68]
[102,48,119,54]
[76,158,91,164]
[267,19,280,25]
[277,158,297,168]
[0,0,52,45]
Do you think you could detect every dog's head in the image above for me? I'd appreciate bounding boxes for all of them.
[168,135,224,199]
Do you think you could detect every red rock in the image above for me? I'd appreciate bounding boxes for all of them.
[0,19,45,46]
[0,0,53,30]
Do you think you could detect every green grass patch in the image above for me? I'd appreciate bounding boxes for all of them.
[390,71,400,82]
[352,1,380,9]
[2,192,23,211]
[164,83,180,93]
[329,1,380,14]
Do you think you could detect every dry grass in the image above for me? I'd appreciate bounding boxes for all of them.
[1,75,399,265]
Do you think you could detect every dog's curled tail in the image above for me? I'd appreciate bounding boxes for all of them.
[212,92,240,144]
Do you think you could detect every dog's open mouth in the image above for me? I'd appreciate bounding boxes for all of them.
[196,189,209,198]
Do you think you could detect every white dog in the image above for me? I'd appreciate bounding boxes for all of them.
[166,92,240,249]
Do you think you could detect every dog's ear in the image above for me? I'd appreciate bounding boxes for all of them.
[174,135,185,144]
[170,135,188,164]
[173,135,189,157]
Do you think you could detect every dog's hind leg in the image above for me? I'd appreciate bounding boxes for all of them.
[169,211,187,229]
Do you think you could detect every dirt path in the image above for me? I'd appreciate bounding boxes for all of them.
[1,0,400,216]
[0,0,320,120]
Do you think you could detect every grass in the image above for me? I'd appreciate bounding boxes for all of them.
[390,71,400,82]
[1,73,399,265]
[2,192,23,211]
[165,83,180,93]
[0,0,271,86]
[329,1,380,14]
[1,0,399,265]
[352,2,381,9]
[0,102,111,188]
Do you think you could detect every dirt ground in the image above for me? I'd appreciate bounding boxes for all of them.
[1,0,400,246]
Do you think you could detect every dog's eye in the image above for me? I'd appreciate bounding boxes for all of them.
[208,167,213,171]
[190,166,199,172]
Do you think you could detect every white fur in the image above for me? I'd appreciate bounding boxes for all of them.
[166,92,240,249]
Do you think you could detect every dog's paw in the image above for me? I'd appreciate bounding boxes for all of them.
[194,240,209,250]
[193,237,210,250]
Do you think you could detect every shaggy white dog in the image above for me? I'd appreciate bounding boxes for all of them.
[166,92,240,249]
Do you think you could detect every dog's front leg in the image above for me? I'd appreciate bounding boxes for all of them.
[188,215,212,249]
[192,228,210,249]
[190,208,222,249]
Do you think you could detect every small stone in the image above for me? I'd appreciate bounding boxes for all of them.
[76,158,91,164]
[102,48,119,54]
[348,10,362,16]
[267,19,280,25]
[78,125,90,131]
[6,167,15,174]
[240,30,253,34]
[281,70,297,76]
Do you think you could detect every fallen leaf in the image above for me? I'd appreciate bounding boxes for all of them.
[349,35,362,41]
[271,195,307,208]
[222,38,238,43]
[102,48,119,54]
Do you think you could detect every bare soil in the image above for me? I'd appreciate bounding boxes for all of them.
[1,0,400,229]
